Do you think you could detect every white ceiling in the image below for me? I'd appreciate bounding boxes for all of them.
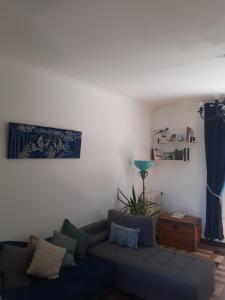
[1,0,225,102]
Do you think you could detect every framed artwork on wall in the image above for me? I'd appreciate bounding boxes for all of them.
[7,122,82,159]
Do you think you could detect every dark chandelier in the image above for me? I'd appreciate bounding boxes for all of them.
[198,100,225,121]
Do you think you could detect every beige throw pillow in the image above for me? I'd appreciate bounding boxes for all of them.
[27,239,66,279]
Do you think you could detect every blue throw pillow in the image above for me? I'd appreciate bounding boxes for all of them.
[108,209,155,246]
[108,222,140,249]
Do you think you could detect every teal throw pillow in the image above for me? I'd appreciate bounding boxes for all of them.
[61,219,90,257]
[109,222,140,249]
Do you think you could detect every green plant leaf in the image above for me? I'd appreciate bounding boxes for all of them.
[117,188,129,201]
[117,186,161,216]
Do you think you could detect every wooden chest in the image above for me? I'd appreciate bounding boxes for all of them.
[158,213,201,251]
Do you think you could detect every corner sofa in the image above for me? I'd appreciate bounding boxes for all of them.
[86,210,215,300]
[1,210,215,300]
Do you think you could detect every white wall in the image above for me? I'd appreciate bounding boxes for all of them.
[151,101,207,231]
[0,56,151,241]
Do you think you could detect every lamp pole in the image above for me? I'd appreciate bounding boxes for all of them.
[138,170,149,203]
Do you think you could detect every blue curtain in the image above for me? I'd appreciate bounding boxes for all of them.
[204,103,225,240]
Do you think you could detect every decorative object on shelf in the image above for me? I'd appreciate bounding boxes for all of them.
[152,127,169,136]
[198,99,225,122]
[177,134,184,142]
[8,123,82,159]
[169,133,176,142]
[152,127,170,144]
[117,160,161,216]
[186,127,196,143]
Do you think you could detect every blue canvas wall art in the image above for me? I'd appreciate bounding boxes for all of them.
[8,123,82,159]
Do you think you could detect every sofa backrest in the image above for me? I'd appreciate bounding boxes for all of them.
[107,210,155,247]
[80,220,108,248]
[80,219,107,235]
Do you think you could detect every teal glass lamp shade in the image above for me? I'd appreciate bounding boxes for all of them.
[134,160,152,172]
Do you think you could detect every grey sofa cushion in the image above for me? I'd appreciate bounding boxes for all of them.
[81,220,107,235]
[89,230,108,248]
[0,245,34,290]
[89,242,215,300]
[107,209,155,246]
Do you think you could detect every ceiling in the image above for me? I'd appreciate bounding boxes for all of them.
[1,0,225,102]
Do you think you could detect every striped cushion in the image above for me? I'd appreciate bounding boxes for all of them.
[51,231,76,267]
[108,222,140,249]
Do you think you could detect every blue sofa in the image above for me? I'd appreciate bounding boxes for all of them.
[0,240,117,300]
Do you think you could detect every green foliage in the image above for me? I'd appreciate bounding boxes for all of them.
[117,186,160,216]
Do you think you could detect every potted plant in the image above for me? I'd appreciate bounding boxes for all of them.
[117,186,161,217]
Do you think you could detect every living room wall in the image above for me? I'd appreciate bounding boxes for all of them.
[0,55,151,241]
[151,100,207,231]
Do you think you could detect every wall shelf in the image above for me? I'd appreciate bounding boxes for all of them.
[152,127,197,162]
[152,147,190,161]
[157,141,197,145]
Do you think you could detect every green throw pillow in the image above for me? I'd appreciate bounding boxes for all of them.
[61,219,90,257]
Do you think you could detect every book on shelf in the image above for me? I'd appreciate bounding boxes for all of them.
[183,147,189,161]
[186,127,196,143]
[186,127,191,142]
[171,211,186,219]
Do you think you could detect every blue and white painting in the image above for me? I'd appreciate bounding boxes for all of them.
[8,123,82,159]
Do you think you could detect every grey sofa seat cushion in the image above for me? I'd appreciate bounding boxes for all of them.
[89,242,215,300]
[107,210,155,246]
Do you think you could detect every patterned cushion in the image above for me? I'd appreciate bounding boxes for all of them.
[27,239,65,279]
[108,222,140,249]
[51,231,76,267]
